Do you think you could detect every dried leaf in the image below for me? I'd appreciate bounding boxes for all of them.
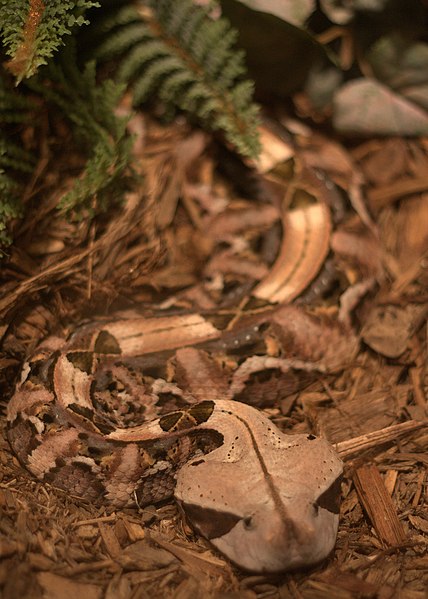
[331,229,382,276]
[230,355,323,397]
[333,79,428,136]
[173,348,231,402]
[369,37,428,111]
[205,251,268,281]
[150,132,207,229]
[338,277,377,327]
[207,204,278,240]
[270,304,359,371]
[360,139,409,187]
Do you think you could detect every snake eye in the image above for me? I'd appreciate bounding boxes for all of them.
[243,516,254,530]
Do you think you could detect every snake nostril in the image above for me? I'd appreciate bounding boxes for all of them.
[243,516,253,530]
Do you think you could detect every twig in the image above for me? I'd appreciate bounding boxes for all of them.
[336,420,427,459]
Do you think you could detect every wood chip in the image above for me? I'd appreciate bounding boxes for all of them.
[383,470,398,495]
[361,304,428,358]
[37,572,102,599]
[98,522,122,559]
[121,519,146,542]
[116,539,177,571]
[353,464,407,547]
[105,573,132,599]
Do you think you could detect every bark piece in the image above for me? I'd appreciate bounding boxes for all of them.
[104,314,221,355]
[37,572,102,599]
[353,463,407,547]
[98,522,122,559]
[361,304,427,358]
[116,539,177,571]
[336,420,427,459]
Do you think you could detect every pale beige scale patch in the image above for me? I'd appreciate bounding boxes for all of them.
[6,385,55,424]
[28,428,81,478]
[104,444,144,506]
[103,314,220,355]
[54,354,94,410]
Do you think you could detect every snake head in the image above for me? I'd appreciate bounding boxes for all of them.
[174,401,343,573]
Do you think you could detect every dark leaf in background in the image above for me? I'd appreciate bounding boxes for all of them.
[305,2,428,134]
[220,0,327,97]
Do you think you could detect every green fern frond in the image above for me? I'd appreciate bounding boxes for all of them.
[28,58,132,216]
[0,139,34,173]
[117,40,170,82]
[0,78,35,246]
[131,55,184,103]
[0,176,22,246]
[96,4,141,35]
[191,18,233,64]
[0,0,100,82]
[97,21,151,59]
[95,0,260,159]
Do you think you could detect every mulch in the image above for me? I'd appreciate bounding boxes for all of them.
[0,116,427,598]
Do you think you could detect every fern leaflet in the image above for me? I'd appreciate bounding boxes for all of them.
[0,0,100,82]
[96,0,260,159]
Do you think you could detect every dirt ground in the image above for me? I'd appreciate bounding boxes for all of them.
[0,118,427,598]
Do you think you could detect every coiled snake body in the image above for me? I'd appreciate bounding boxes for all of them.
[7,311,343,572]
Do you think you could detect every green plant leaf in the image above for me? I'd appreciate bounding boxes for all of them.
[0,0,101,82]
[95,0,261,158]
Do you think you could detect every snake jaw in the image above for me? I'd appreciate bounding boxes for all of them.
[180,499,339,573]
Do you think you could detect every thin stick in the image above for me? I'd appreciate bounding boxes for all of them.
[336,420,427,460]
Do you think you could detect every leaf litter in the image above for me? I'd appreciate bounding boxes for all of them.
[0,113,428,599]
